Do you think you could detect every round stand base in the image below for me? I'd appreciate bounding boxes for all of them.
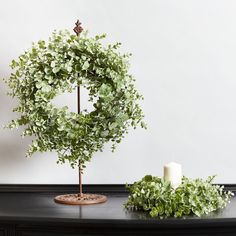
[54,193,107,205]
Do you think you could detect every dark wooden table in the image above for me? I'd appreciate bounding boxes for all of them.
[0,185,235,236]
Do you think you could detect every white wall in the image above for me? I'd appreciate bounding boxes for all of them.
[1,0,236,184]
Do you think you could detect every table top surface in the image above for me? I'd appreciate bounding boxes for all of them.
[0,192,236,225]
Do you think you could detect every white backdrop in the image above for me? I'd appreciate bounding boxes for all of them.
[1,0,236,184]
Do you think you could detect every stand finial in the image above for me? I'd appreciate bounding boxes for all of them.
[73,20,83,36]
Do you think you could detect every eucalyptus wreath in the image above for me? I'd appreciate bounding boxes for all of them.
[6,30,146,168]
[125,175,233,218]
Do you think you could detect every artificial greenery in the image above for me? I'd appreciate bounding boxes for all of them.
[5,29,146,168]
[125,175,233,218]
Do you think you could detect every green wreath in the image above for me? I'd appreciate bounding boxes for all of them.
[6,29,146,168]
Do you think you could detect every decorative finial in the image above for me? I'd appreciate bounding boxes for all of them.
[73,20,83,36]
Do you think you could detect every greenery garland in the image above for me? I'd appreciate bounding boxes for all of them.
[6,30,146,168]
[125,175,233,218]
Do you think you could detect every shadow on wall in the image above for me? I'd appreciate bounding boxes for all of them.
[0,139,29,163]
[0,69,32,170]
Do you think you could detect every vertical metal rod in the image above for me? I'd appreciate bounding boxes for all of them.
[74,20,84,198]
[77,86,83,197]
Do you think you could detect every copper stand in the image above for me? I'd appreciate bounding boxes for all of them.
[54,20,107,205]
[54,194,107,205]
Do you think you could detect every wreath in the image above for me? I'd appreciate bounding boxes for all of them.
[125,175,233,218]
[6,29,146,168]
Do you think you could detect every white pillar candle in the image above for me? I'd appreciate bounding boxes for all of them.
[164,162,182,189]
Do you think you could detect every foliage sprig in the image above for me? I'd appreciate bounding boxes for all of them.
[6,30,146,168]
[125,175,233,218]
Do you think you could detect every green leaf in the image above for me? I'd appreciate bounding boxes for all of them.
[82,61,89,70]
[52,67,60,73]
